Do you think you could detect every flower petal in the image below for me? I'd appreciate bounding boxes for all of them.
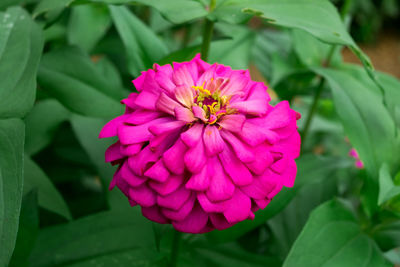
[203,125,224,156]
[218,114,245,133]
[144,160,170,182]
[220,130,255,163]
[175,85,194,107]
[105,142,125,163]
[174,106,195,123]
[172,204,209,234]
[149,175,183,196]
[141,206,169,224]
[206,157,235,202]
[163,138,187,174]
[156,92,183,115]
[184,137,207,173]
[129,184,156,207]
[185,162,210,191]
[99,115,128,138]
[157,186,191,210]
[181,123,204,147]
[219,143,253,186]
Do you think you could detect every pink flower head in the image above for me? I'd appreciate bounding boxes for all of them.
[99,54,301,233]
[349,148,364,169]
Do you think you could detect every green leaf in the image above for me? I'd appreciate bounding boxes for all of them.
[210,0,378,93]
[70,114,125,209]
[0,119,25,267]
[67,4,111,52]
[25,99,70,155]
[99,0,208,24]
[314,67,398,177]
[268,174,338,259]
[283,199,390,267]
[374,222,400,252]
[207,155,350,242]
[211,0,354,45]
[64,248,163,267]
[38,46,125,118]
[95,57,123,89]
[24,155,72,220]
[29,209,156,266]
[0,0,24,10]
[185,243,281,267]
[0,7,43,118]
[9,190,39,267]
[158,45,201,66]
[33,0,73,17]
[291,29,342,67]
[378,164,400,205]
[209,23,255,69]
[109,5,168,76]
[35,0,208,24]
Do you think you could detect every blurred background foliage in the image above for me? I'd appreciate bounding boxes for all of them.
[0,0,400,266]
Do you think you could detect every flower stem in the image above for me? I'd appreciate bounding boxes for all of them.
[300,78,326,149]
[169,230,182,267]
[200,19,214,61]
[300,0,352,150]
[200,0,216,61]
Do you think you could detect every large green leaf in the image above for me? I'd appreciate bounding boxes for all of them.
[35,0,207,24]
[209,23,255,69]
[0,7,43,118]
[24,155,71,220]
[29,208,157,266]
[38,46,125,118]
[210,0,375,88]
[207,155,350,242]
[314,67,398,177]
[183,243,281,267]
[25,99,70,156]
[109,5,168,76]
[9,190,39,267]
[268,174,338,259]
[70,114,126,209]
[67,4,111,52]
[211,0,354,44]
[64,248,162,267]
[0,119,25,267]
[283,199,390,267]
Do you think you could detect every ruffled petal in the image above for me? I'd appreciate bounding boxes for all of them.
[181,123,204,147]
[218,144,253,186]
[203,125,224,156]
[157,186,191,210]
[163,138,187,174]
[184,137,207,173]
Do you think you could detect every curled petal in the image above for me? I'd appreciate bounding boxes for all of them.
[175,85,194,107]
[174,106,195,123]
[218,114,245,133]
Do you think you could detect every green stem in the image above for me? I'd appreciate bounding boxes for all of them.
[301,78,326,150]
[169,230,182,267]
[200,0,216,61]
[200,19,214,61]
[300,0,352,150]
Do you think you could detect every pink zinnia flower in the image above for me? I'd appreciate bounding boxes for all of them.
[349,148,364,169]
[99,54,301,233]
